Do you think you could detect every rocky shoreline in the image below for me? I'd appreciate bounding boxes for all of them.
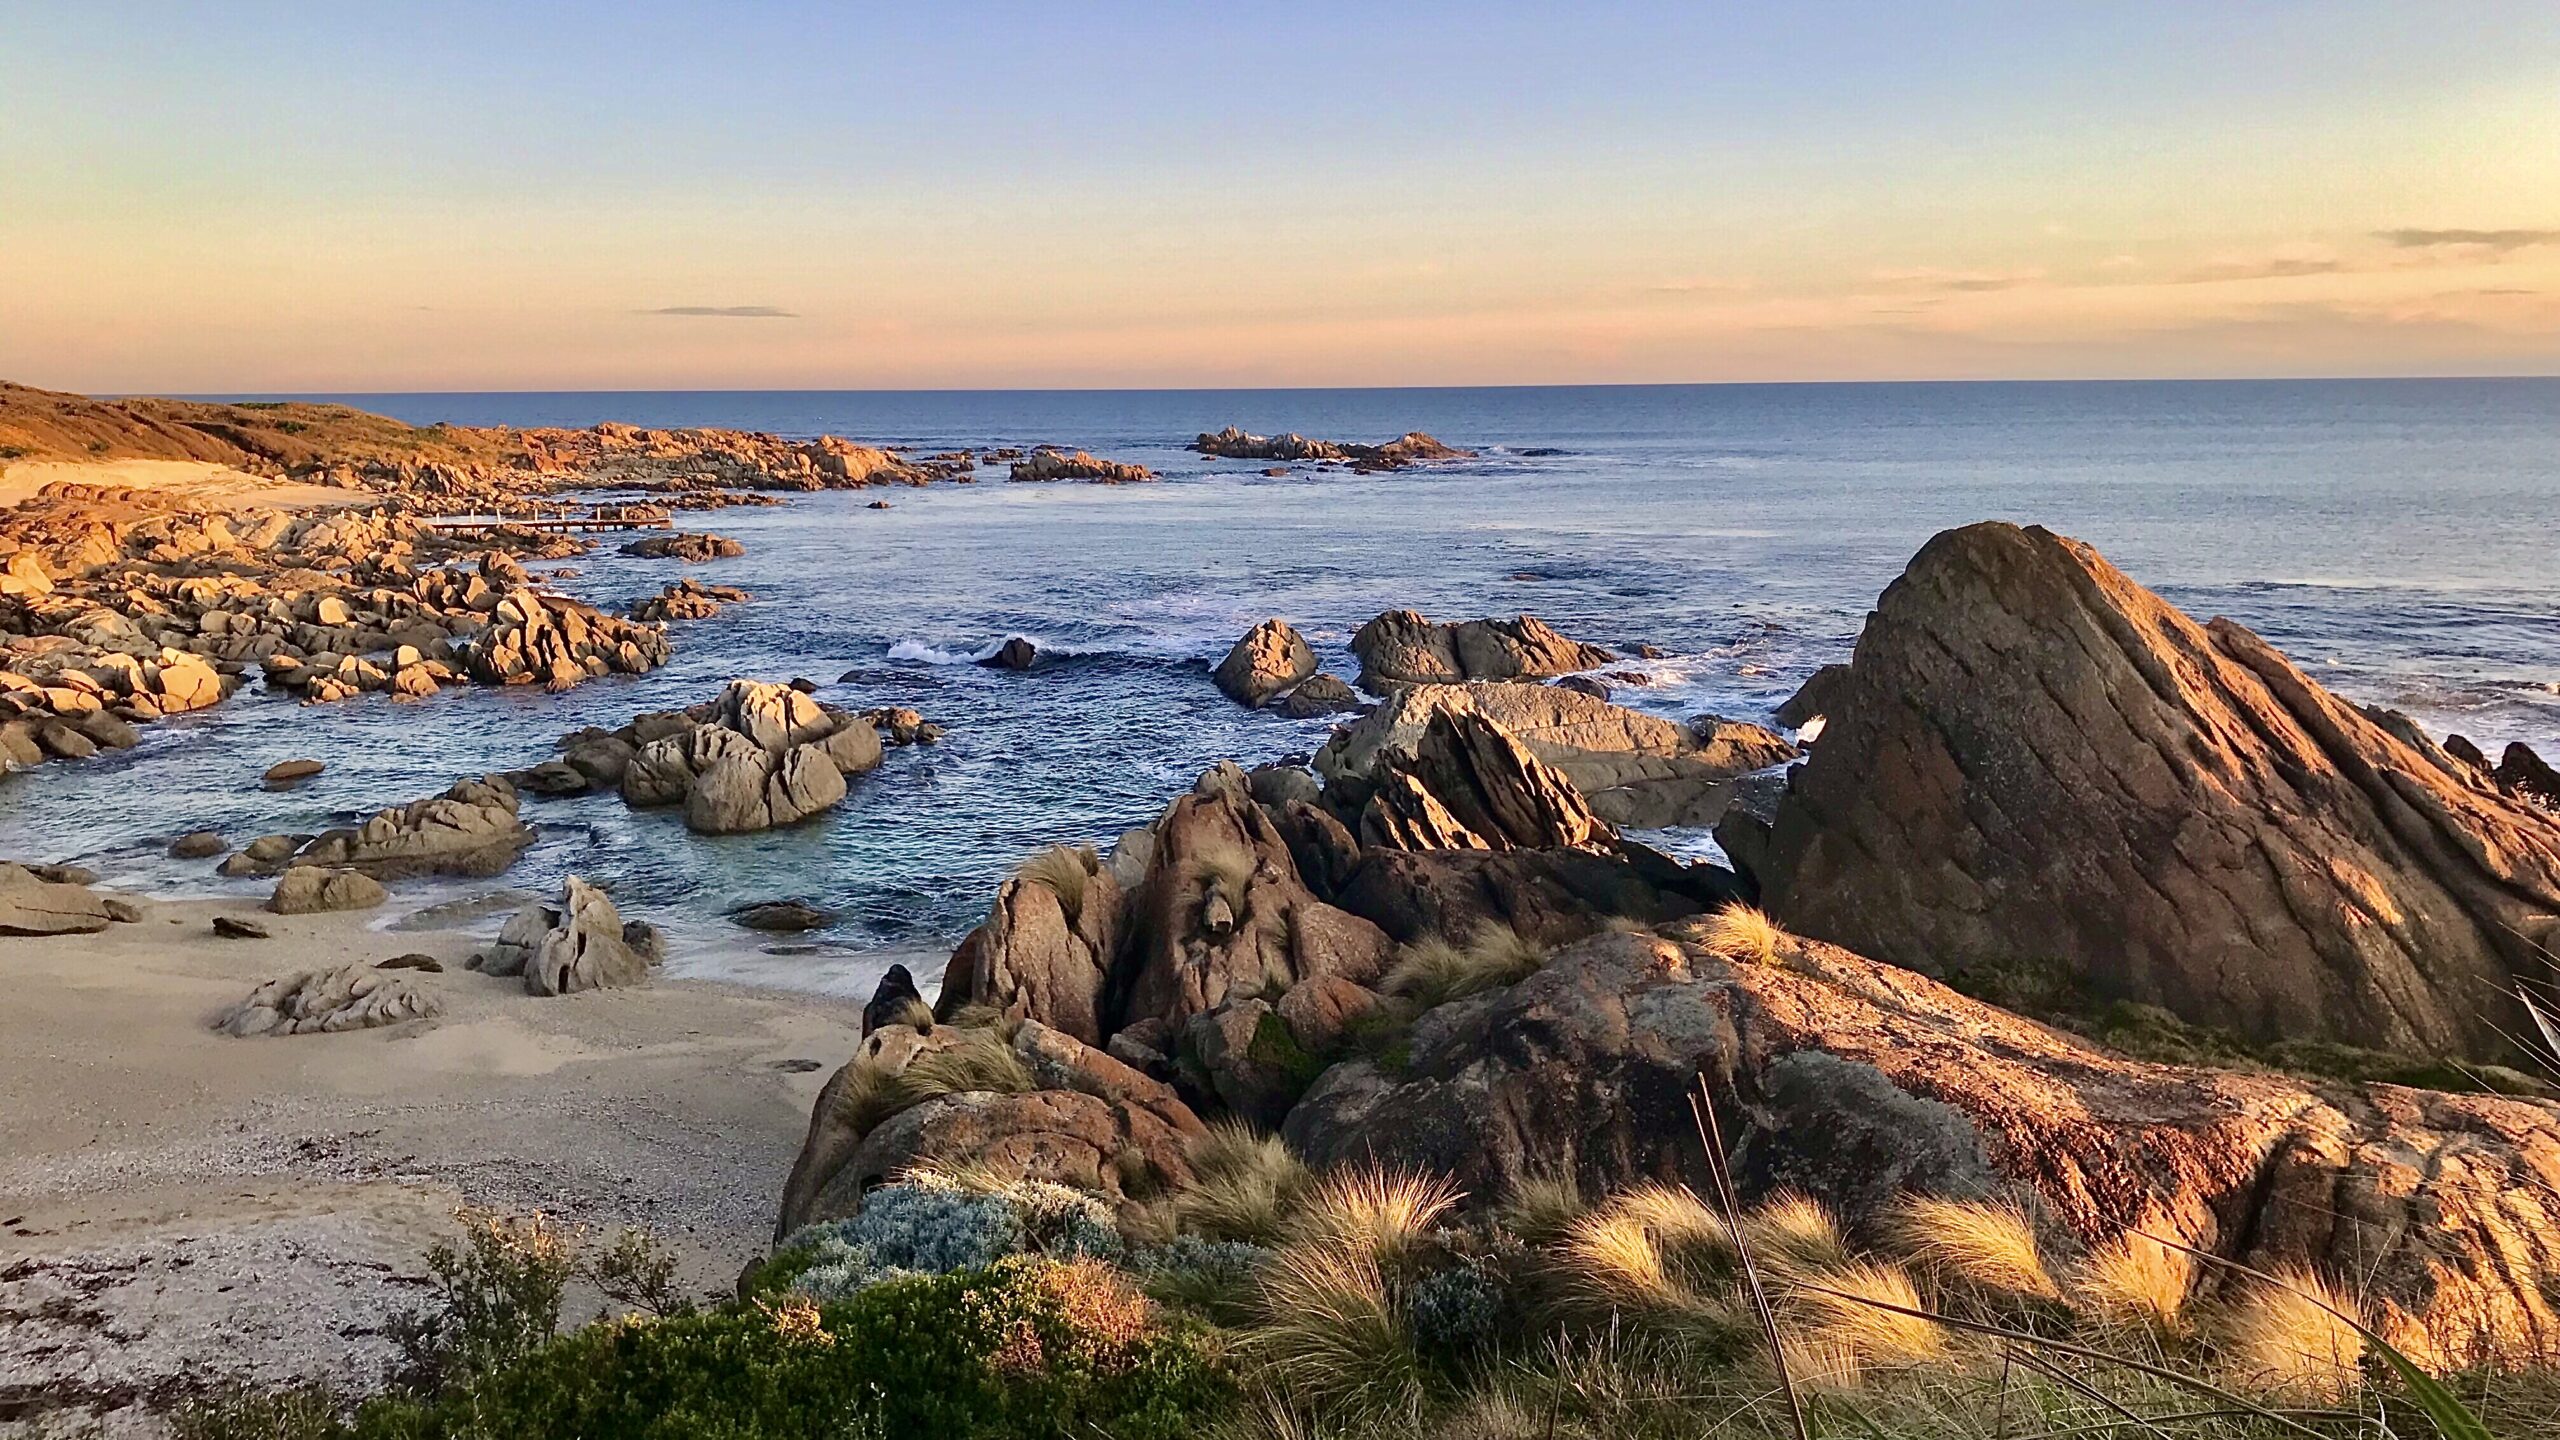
[5,385,2559,1432]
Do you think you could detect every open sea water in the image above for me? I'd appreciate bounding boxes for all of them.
[5,380,2555,996]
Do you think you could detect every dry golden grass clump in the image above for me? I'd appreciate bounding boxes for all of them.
[1016,844,1098,922]
[2221,1268,2366,1400]
[1739,1189,1848,1275]
[1176,1120,1314,1244]
[1188,838,1259,909]
[1779,1258,1948,1389]
[1495,1170,1588,1248]
[1892,1195,2062,1301]
[1380,924,1549,1011]
[1697,904,1786,967]
[2073,1226,2197,1337]
[1288,1168,1463,1270]
[827,1022,1033,1142]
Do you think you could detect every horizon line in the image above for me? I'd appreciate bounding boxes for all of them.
[133,372,2560,401]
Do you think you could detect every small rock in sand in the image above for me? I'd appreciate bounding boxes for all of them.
[212,916,271,940]
[267,867,387,915]
[376,953,443,972]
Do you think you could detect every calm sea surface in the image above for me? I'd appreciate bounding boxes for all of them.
[9,381,2556,995]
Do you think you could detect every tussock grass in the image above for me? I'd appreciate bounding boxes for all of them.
[1176,1121,1312,1244]
[1782,1259,1947,1381]
[2075,1227,2197,1337]
[2221,1268,2365,1400]
[1739,1189,1847,1276]
[1288,1168,1463,1270]
[831,1024,1033,1142]
[1188,838,1259,908]
[1892,1195,2061,1301]
[1380,924,1548,1011]
[1016,844,1098,923]
[883,995,934,1033]
[1496,1170,1587,1248]
[1245,1241,1427,1425]
[1698,904,1786,967]
[1608,1182,1735,1283]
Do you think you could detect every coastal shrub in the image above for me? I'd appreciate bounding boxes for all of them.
[588,1226,694,1319]
[1406,1260,1504,1361]
[342,1257,1227,1440]
[388,1209,578,1391]
[1136,1236,1274,1322]
[785,1183,1025,1300]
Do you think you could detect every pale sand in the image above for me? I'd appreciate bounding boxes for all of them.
[0,895,863,1432]
[0,458,363,511]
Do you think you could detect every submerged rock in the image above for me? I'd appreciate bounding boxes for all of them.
[618,531,744,562]
[1190,427,1472,469]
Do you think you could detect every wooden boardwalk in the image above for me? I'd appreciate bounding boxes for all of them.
[420,513,672,536]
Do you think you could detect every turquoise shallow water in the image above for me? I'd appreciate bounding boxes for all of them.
[7,380,2556,996]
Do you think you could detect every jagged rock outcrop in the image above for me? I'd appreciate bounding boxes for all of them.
[2499,741,2560,808]
[1212,619,1317,708]
[214,964,439,1037]
[619,531,744,562]
[1190,427,1471,469]
[290,775,533,879]
[1007,448,1155,484]
[1358,710,1611,852]
[0,863,139,935]
[473,876,656,995]
[1284,928,2560,1370]
[1318,681,1795,829]
[1726,522,2560,1061]
[460,590,669,691]
[630,577,749,621]
[613,680,883,834]
[1350,610,1613,690]
[1110,776,1395,1039]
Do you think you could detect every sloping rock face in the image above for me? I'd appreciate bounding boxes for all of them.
[1727,522,2560,1061]
[1212,619,1317,708]
[615,680,883,834]
[215,964,439,1037]
[1318,681,1795,829]
[1350,611,1613,690]
[473,876,655,995]
[0,863,135,935]
[1284,928,2560,1368]
[1358,709,1611,852]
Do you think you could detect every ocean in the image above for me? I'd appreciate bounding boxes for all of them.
[8,380,2556,996]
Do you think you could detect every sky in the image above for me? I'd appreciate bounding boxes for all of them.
[2,1,2556,392]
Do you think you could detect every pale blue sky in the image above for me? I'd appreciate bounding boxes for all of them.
[4,2,2555,389]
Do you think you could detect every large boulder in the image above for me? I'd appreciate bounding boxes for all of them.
[292,775,534,879]
[1212,619,1318,708]
[777,1009,1203,1239]
[615,680,882,834]
[1283,928,2560,1368]
[938,851,1127,1046]
[0,863,135,935]
[1350,610,1614,690]
[474,876,655,995]
[1110,779,1394,1038]
[1317,681,1795,829]
[215,964,439,1037]
[266,867,386,915]
[1728,522,2560,1061]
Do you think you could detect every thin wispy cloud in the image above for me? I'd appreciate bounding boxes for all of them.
[2375,228,2560,253]
[1870,267,2045,292]
[2174,250,2344,284]
[640,305,798,318]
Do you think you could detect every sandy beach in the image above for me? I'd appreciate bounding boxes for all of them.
[0,893,863,1429]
